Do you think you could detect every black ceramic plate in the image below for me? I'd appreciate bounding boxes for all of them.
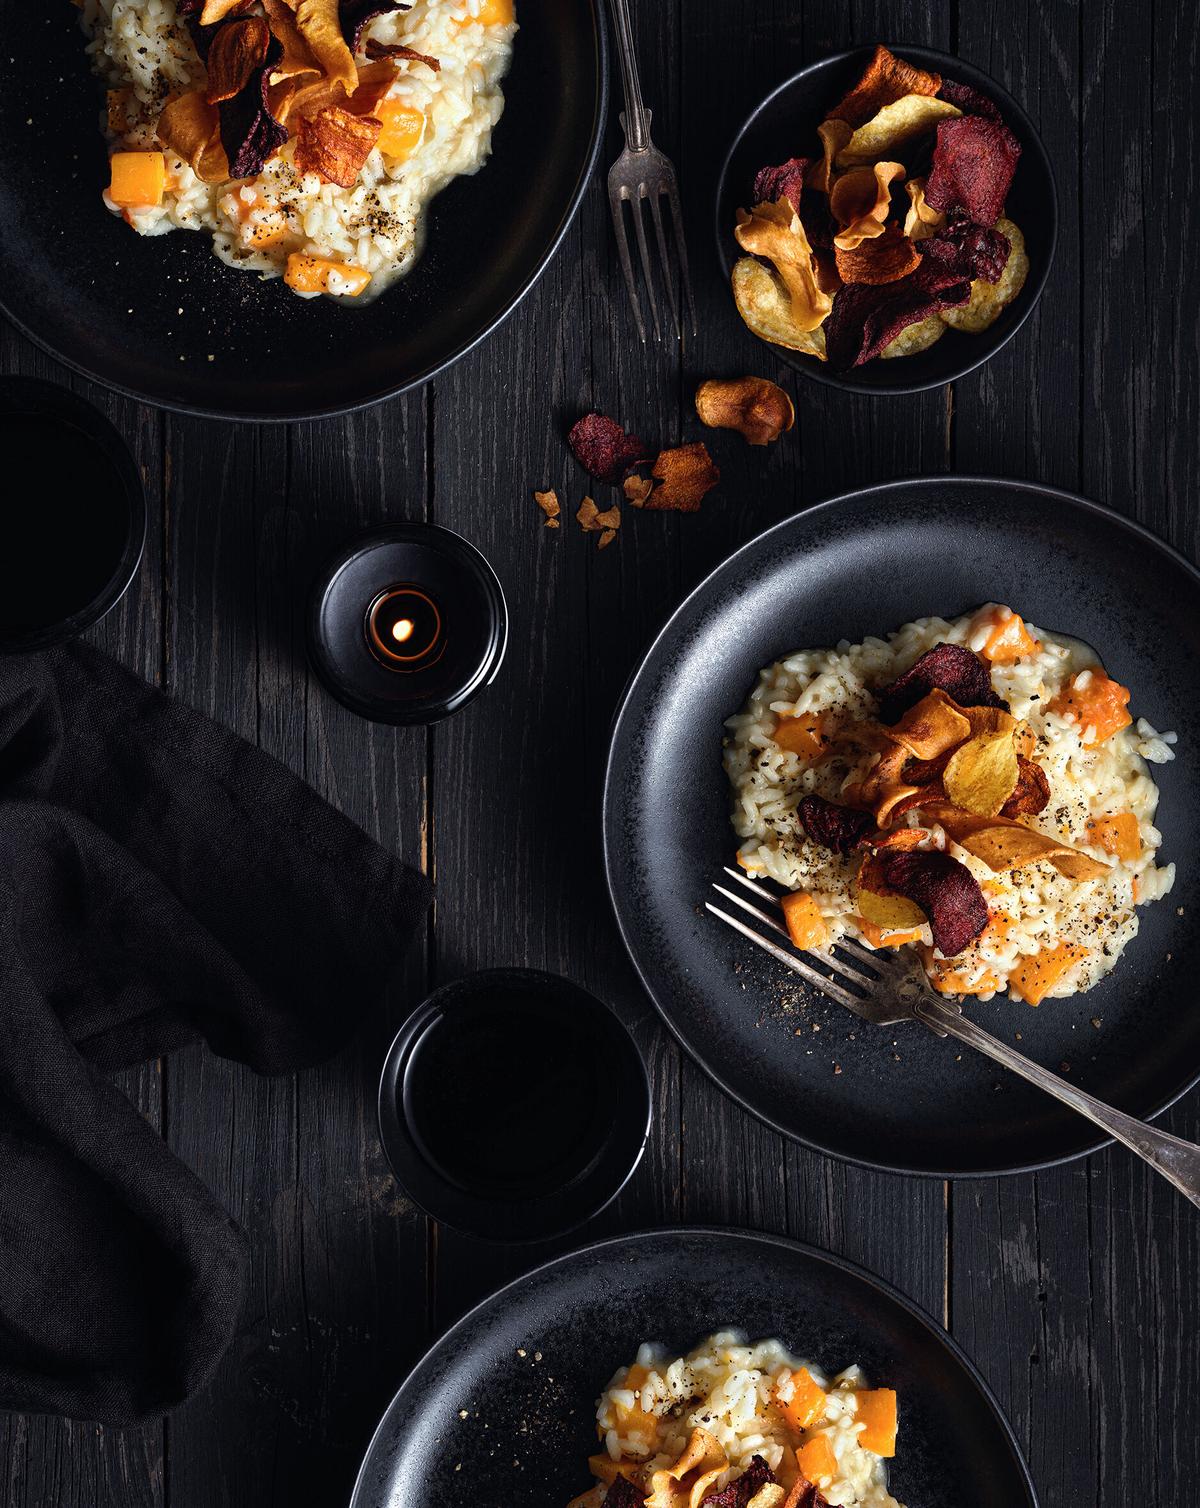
[603,478,1200,1176]
[0,3,604,420]
[349,1227,1037,1508]
[714,47,1057,393]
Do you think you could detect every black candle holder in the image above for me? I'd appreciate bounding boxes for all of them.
[307,523,507,725]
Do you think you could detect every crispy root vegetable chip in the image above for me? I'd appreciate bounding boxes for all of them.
[1001,755,1051,818]
[602,1480,643,1508]
[943,722,1019,815]
[157,89,230,181]
[826,44,943,129]
[877,643,1007,724]
[624,473,654,506]
[855,873,928,933]
[731,258,828,358]
[825,261,971,370]
[294,0,358,94]
[830,161,904,250]
[937,76,1003,121]
[200,0,254,22]
[205,15,271,103]
[835,95,961,167]
[902,176,946,241]
[568,412,649,483]
[798,793,878,854]
[752,157,810,213]
[925,115,1021,228]
[340,0,409,50]
[735,203,832,332]
[874,848,989,956]
[889,689,973,760]
[920,213,1010,282]
[364,37,440,68]
[260,0,320,80]
[646,1429,728,1508]
[694,376,794,446]
[811,118,853,193]
[533,489,559,527]
[835,223,922,285]
[880,313,945,358]
[919,802,1111,880]
[270,57,395,126]
[939,217,1029,332]
[218,33,288,179]
[644,443,720,513]
[699,1456,775,1508]
[576,496,621,535]
[295,103,381,186]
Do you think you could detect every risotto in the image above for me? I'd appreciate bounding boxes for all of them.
[724,605,1176,1004]
[81,0,516,299]
[567,1332,902,1508]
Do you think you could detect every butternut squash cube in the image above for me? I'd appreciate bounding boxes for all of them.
[108,151,166,208]
[797,1434,838,1484]
[780,893,829,952]
[855,1388,897,1456]
[375,100,425,162]
[284,253,371,297]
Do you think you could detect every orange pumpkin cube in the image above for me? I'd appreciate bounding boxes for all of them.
[461,0,514,23]
[979,610,1040,663]
[777,1367,827,1433]
[1049,669,1131,744]
[855,1388,897,1456]
[284,254,371,297]
[780,893,829,952]
[797,1434,838,1484]
[376,100,425,161]
[773,713,826,762]
[108,151,166,208]
[1085,811,1141,862]
[855,917,924,949]
[1011,943,1087,1006]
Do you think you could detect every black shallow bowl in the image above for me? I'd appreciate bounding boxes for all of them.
[603,478,1200,1177]
[349,1228,1037,1508]
[715,46,1057,393]
[0,3,604,420]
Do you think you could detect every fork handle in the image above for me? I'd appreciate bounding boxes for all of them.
[912,994,1200,1207]
[608,0,651,149]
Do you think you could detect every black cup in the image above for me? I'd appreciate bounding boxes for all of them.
[378,969,651,1242]
[0,378,146,653]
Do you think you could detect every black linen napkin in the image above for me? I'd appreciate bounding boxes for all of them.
[0,643,431,1425]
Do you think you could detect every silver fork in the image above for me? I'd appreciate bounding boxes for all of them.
[606,0,697,342]
[708,868,1200,1208]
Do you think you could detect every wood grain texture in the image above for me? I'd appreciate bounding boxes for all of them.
[1,3,1198,1507]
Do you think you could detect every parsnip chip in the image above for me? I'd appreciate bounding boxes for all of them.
[644,443,720,513]
[889,689,972,760]
[880,312,945,358]
[834,223,922,285]
[200,0,254,22]
[270,58,395,125]
[694,376,794,446]
[645,1429,727,1508]
[731,258,828,358]
[734,202,832,332]
[205,15,271,104]
[830,161,905,250]
[295,104,381,187]
[294,0,358,94]
[902,176,946,241]
[157,89,230,181]
[260,0,320,81]
[920,802,1111,880]
[810,118,853,193]
[826,44,944,129]
[939,217,1029,332]
[943,725,1019,815]
[835,95,961,167]
[533,489,560,527]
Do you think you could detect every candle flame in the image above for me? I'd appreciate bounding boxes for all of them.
[392,618,415,644]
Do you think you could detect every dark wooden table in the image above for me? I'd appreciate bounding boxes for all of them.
[3,2,1197,1504]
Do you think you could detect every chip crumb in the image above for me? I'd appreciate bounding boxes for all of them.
[598,527,617,549]
[1090,1018,1102,1028]
[624,472,654,506]
[833,1062,842,1075]
[516,1348,526,1358]
[1059,1061,1071,1073]
[533,489,560,526]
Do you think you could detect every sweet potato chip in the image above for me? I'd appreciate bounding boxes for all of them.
[835,96,961,167]
[797,794,877,854]
[824,261,971,369]
[364,37,440,69]
[1001,755,1051,818]
[270,58,395,127]
[829,161,904,250]
[260,0,320,80]
[880,313,945,358]
[810,119,852,194]
[294,0,358,94]
[643,443,720,513]
[533,489,559,528]
[731,258,828,358]
[874,848,990,956]
[568,412,648,483]
[919,802,1111,881]
[902,176,945,241]
[694,376,794,446]
[826,44,943,130]
[624,473,655,506]
[205,15,271,104]
[877,643,1007,724]
[889,689,972,760]
[835,223,922,285]
[939,216,1029,332]
[157,89,230,181]
[943,723,1019,815]
[295,103,381,186]
[735,203,832,332]
[925,115,1021,228]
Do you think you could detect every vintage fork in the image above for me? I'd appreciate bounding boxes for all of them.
[606,0,697,342]
[708,867,1200,1208]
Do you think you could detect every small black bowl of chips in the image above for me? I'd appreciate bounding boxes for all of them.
[714,44,1057,393]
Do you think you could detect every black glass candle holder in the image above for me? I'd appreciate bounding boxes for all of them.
[307,523,507,725]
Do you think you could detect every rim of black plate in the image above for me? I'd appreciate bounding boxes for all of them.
[348,1225,1040,1508]
[602,475,1200,1179]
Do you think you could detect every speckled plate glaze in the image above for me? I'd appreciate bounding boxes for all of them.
[348,1227,1037,1508]
[603,478,1200,1176]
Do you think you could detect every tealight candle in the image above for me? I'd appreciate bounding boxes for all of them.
[307,523,506,725]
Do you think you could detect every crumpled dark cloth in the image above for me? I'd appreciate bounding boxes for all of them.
[0,643,431,1426]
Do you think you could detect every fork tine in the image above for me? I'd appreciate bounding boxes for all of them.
[706,903,867,1012]
[664,177,697,336]
[711,882,788,938]
[630,186,662,341]
[609,190,646,343]
[647,191,679,339]
[722,866,782,907]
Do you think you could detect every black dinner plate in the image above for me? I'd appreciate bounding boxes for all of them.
[349,1227,1037,1508]
[602,478,1200,1177]
[714,46,1057,393]
[0,2,605,420]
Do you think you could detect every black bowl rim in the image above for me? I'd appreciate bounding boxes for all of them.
[602,474,1200,1179]
[0,8,609,424]
[347,1224,1040,1508]
[713,42,1059,395]
[0,376,146,653]
[376,966,652,1242]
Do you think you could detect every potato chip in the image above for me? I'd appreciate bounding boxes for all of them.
[830,161,904,250]
[939,217,1029,332]
[157,89,230,181]
[880,313,945,358]
[943,724,1019,815]
[834,224,921,285]
[854,857,928,932]
[835,95,961,167]
[294,104,381,187]
[694,376,794,446]
[734,203,832,331]
[889,689,972,760]
[810,118,852,193]
[902,176,945,241]
[826,44,943,129]
[731,258,828,358]
[294,0,358,94]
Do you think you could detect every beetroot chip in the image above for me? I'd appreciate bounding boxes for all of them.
[920,213,1010,283]
[701,1456,775,1508]
[798,794,878,854]
[925,115,1021,228]
[877,849,989,957]
[752,157,810,212]
[340,0,411,49]
[824,261,971,370]
[937,76,1003,122]
[603,1480,643,1508]
[218,32,287,179]
[568,412,649,484]
[876,643,1007,724]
